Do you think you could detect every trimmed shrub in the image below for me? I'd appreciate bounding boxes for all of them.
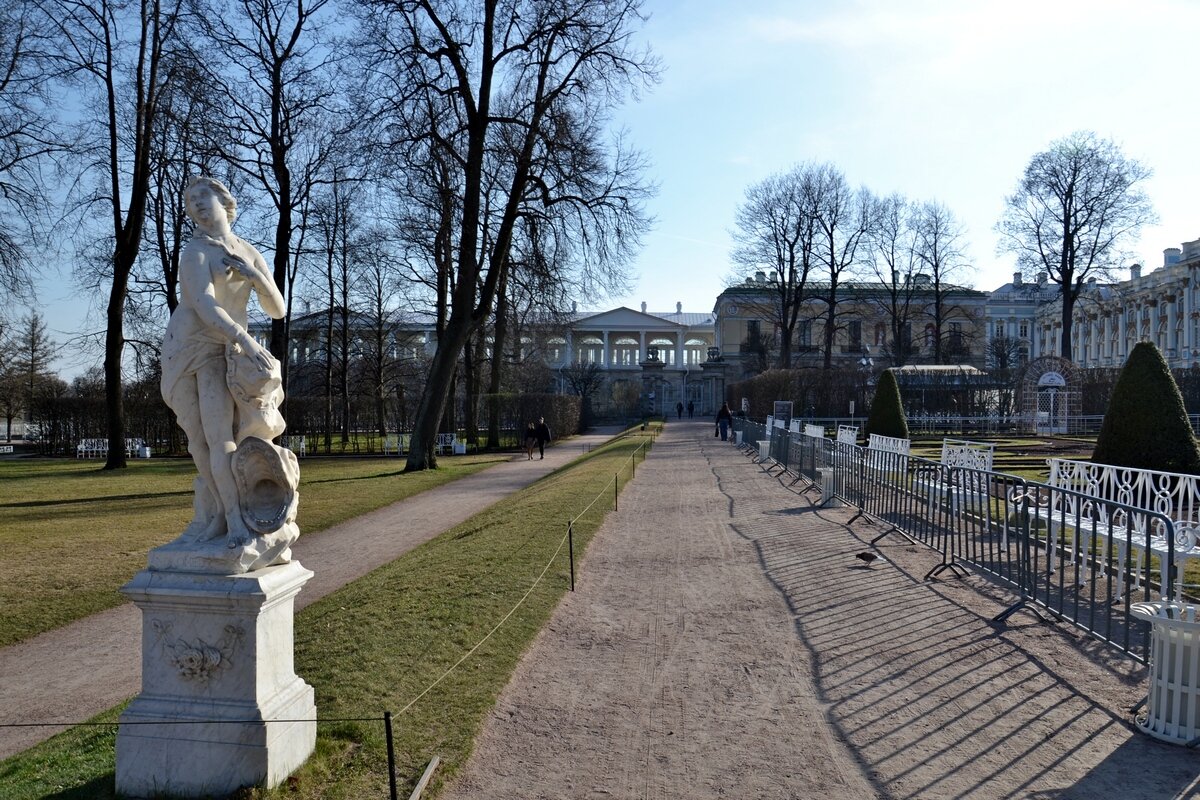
[864,369,908,440]
[1093,341,1200,474]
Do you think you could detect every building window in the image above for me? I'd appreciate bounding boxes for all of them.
[797,320,812,348]
[994,322,1004,339]
[1019,322,1029,339]
[650,338,675,365]
[949,322,963,352]
[612,337,639,367]
[848,320,862,349]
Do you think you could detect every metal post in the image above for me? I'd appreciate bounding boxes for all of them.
[568,520,576,591]
[384,711,398,800]
[615,473,618,511]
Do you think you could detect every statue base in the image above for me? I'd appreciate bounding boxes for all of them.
[115,561,316,798]
[146,525,296,574]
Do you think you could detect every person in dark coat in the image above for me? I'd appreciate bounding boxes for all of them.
[675,401,684,419]
[687,400,694,418]
[534,416,552,459]
[715,402,733,441]
[523,423,538,460]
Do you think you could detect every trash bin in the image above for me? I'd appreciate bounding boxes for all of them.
[734,430,743,446]
[1130,602,1200,745]
[138,446,152,459]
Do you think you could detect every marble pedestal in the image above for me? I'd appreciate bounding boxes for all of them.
[115,561,316,798]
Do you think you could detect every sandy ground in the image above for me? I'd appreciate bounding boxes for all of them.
[442,420,1200,800]
[0,429,623,761]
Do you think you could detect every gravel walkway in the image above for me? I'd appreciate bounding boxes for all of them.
[442,420,1200,799]
[0,429,623,761]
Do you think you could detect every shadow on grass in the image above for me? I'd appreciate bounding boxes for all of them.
[43,774,115,800]
[0,490,193,509]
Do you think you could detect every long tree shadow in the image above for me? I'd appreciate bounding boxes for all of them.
[719,447,1200,799]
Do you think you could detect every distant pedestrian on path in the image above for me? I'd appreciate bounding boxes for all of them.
[523,423,538,460]
[687,400,694,418]
[716,402,733,441]
[534,417,553,459]
[676,401,684,420]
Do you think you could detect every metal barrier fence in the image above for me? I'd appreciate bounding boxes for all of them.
[731,419,1184,663]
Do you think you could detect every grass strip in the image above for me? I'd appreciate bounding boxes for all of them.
[0,429,659,799]
[0,454,507,648]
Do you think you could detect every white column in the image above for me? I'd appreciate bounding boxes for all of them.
[1168,297,1178,359]
[601,330,609,368]
[1185,276,1194,360]
[676,332,685,369]
[639,330,647,362]
[565,330,574,365]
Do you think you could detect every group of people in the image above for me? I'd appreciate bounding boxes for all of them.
[674,400,695,419]
[523,417,553,460]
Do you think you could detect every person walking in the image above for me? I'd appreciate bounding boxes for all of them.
[675,401,684,420]
[523,423,538,460]
[687,400,694,418]
[534,416,553,459]
[715,401,733,442]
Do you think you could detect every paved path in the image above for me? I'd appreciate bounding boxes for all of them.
[443,420,1200,799]
[0,429,624,761]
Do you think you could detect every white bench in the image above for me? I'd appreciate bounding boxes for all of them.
[382,434,410,455]
[435,433,460,455]
[864,433,910,478]
[836,425,858,449]
[1034,458,1200,598]
[76,438,108,458]
[915,439,997,529]
[282,435,306,457]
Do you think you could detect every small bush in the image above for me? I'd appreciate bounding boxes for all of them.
[1093,341,1200,474]
[864,369,908,440]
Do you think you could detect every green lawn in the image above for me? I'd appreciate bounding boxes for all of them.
[0,453,507,648]
[0,429,658,799]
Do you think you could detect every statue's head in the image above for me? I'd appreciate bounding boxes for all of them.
[184,176,237,226]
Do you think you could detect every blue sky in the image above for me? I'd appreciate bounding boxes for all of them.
[608,0,1200,315]
[36,0,1200,372]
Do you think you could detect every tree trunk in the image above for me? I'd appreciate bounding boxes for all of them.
[1060,290,1076,360]
[404,314,473,471]
[486,266,510,448]
[822,300,837,370]
[103,260,129,470]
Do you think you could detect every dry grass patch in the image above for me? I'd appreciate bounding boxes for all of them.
[0,431,657,799]
[0,454,505,648]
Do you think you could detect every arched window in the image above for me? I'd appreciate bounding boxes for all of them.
[685,338,708,365]
[577,336,603,365]
[924,324,936,349]
[650,337,674,365]
[546,336,566,364]
[612,337,639,367]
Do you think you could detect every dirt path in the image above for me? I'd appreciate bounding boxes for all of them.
[442,421,1200,799]
[0,429,623,761]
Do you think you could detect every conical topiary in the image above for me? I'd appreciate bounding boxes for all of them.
[864,369,909,440]
[1093,341,1200,474]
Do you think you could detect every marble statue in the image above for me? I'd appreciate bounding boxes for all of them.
[158,176,300,573]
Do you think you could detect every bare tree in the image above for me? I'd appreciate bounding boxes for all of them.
[0,2,63,305]
[191,0,347,389]
[352,227,406,439]
[730,165,819,369]
[912,200,973,363]
[40,0,186,469]
[998,131,1155,360]
[359,0,657,470]
[865,193,920,367]
[3,311,55,439]
[810,164,873,369]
